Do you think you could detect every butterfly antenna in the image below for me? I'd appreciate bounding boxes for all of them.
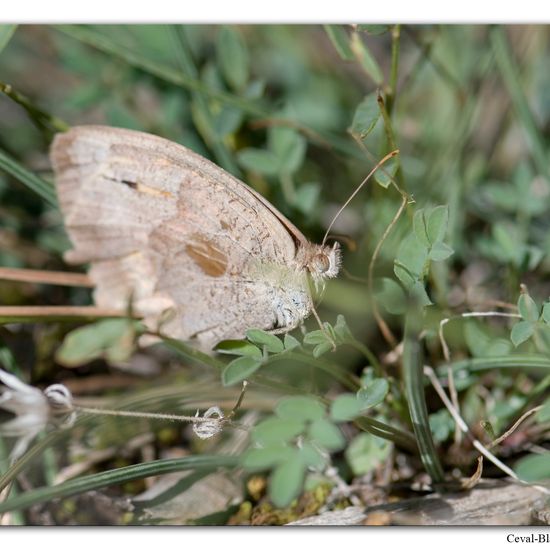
[322,149,399,247]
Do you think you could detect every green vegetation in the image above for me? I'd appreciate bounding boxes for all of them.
[0,24,549,525]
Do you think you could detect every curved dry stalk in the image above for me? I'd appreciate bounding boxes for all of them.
[488,405,543,449]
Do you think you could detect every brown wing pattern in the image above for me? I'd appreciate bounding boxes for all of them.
[50,126,311,346]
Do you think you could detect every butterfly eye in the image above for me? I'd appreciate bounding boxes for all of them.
[310,253,330,275]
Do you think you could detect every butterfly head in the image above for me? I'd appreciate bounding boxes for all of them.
[307,242,341,280]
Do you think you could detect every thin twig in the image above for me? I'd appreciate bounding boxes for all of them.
[0,267,93,287]
[0,306,127,319]
[488,405,543,449]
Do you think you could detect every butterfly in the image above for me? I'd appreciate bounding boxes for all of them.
[50,126,341,349]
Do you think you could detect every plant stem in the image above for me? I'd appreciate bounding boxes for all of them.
[385,24,401,115]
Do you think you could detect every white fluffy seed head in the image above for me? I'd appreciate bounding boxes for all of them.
[192,406,224,440]
[43,384,73,412]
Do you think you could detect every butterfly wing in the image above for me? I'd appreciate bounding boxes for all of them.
[50,126,313,346]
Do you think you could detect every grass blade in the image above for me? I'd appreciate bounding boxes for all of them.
[0,25,17,54]
[403,309,444,483]
[0,147,57,207]
[0,454,239,513]
[491,26,548,178]
[444,355,550,374]
[0,80,68,134]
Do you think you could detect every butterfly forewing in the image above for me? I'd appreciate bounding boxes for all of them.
[50,126,315,347]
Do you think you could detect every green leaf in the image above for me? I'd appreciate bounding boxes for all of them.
[542,302,550,324]
[518,293,540,322]
[237,148,280,176]
[269,458,306,508]
[313,341,333,358]
[428,241,454,261]
[410,280,433,308]
[241,446,295,471]
[510,320,535,347]
[324,25,354,60]
[492,222,523,265]
[268,127,306,174]
[283,333,301,351]
[464,321,512,358]
[375,277,406,315]
[246,329,284,353]
[429,409,454,443]
[333,315,354,343]
[426,205,449,244]
[221,356,263,386]
[308,419,345,451]
[294,182,320,216]
[356,378,389,410]
[251,417,305,446]
[534,323,550,354]
[536,400,550,423]
[276,396,326,422]
[303,328,335,356]
[413,210,431,248]
[55,319,137,367]
[394,232,429,288]
[345,433,392,476]
[216,27,249,91]
[330,394,361,421]
[303,330,327,346]
[374,157,398,188]
[515,453,550,481]
[214,339,262,358]
[298,442,327,469]
[350,32,383,85]
[0,25,17,54]
[350,93,380,138]
[214,106,243,138]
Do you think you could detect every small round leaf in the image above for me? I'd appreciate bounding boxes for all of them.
[275,396,326,422]
[222,356,262,386]
[251,417,305,446]
[356,378,389,410]
[330,394,361,422]
[269,458,306,508]
[308,419,345,451]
